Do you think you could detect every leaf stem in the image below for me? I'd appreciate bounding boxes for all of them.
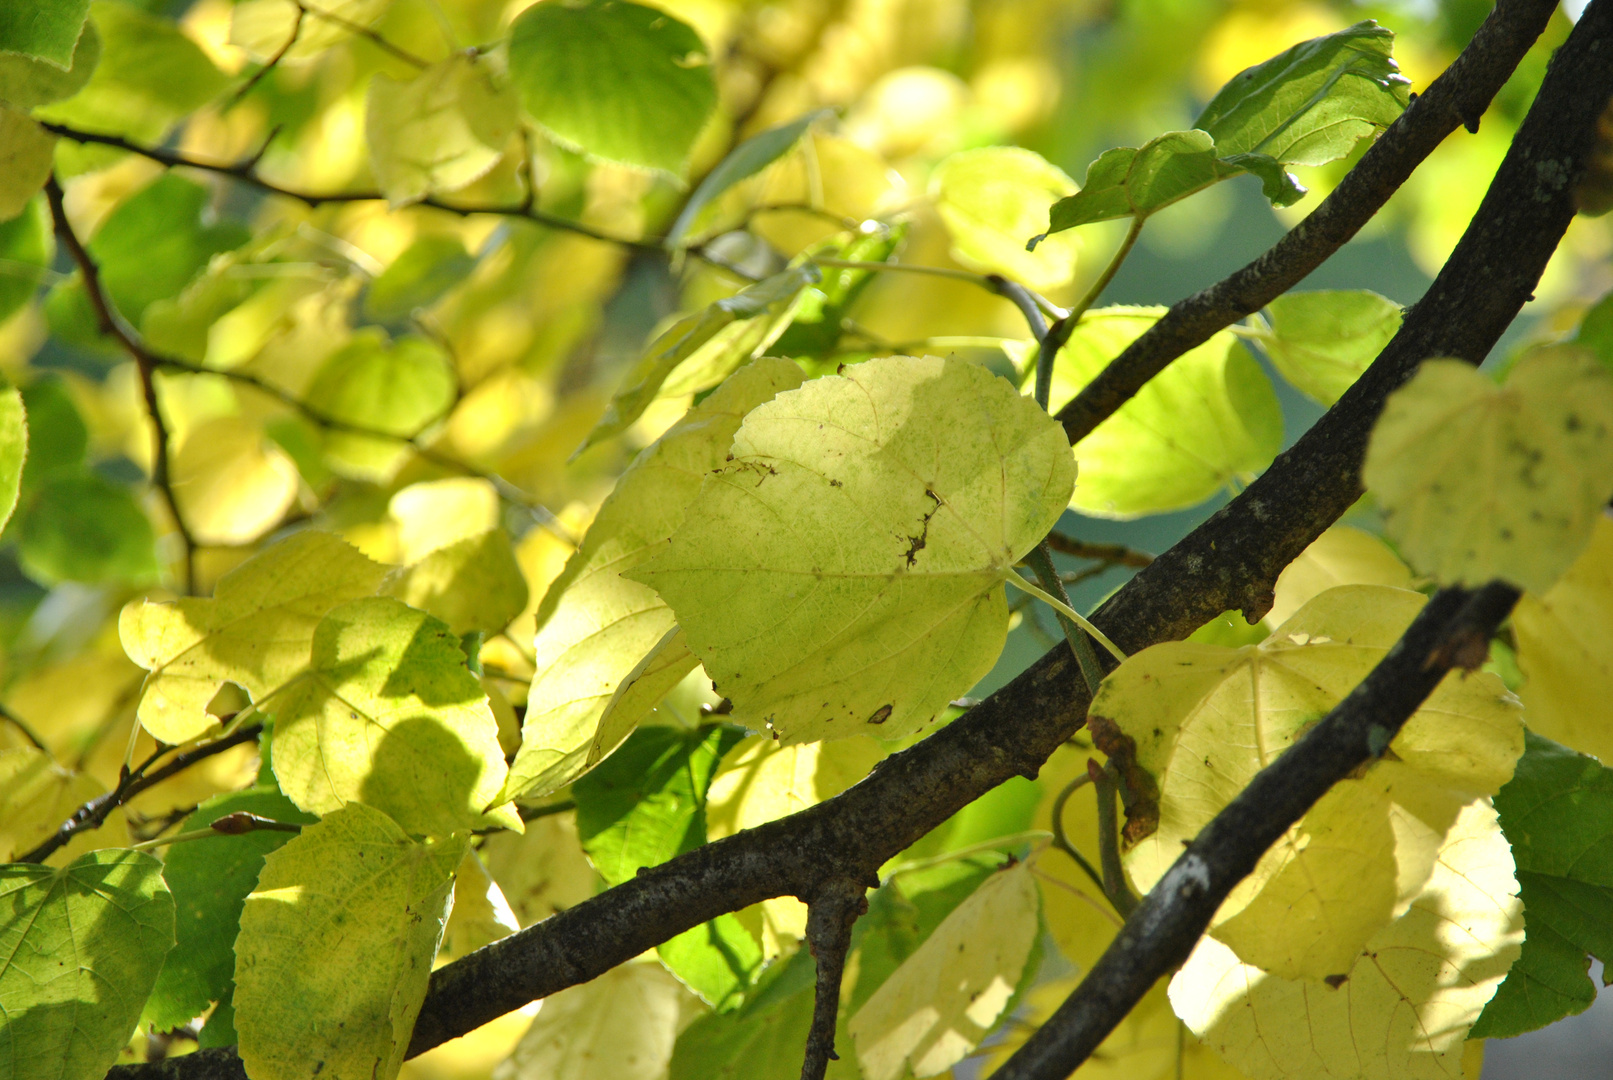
[1004,565,1127,666]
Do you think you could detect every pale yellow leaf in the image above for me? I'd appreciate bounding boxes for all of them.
[171,417,301,546]
[383,530,531,636]
[367,53,516,206]
[494,962,691,1080]
[389,478,501,564]
[585,626,700,769]
[1267,524,1414,627]
[479,811,599,928]
[437,849,520,966]
[0,747,129,864]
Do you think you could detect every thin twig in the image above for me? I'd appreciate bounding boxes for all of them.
[799,878,867,1080]
[1048,773,1106,897]
[1044,535,1154,568]
[231,6,303,102]
[0,702,48,753]
[1089,760,1137,915]
[131,811,304,851]
[19,722,265,864]
[44,176,196,593]
[296,0,431,69]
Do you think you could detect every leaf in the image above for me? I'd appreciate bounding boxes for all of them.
[1045,307,1281,518]
[1267,523,1414,626]
[17,375,84,492]
[1491,731,1613,887]
[1036,130,1253,236]
[657,914,766,1012]
[1171,800,1521,1080]
[581,266,818,452]
[0,383,23,535]
[1195,21,1409,169]
[436,848,520,965]
[142,787,318,1032]
[388,476,501,563]
[778,226,906,358]
[849,859,999,1016]
[1363,349,1613,592]
[0,17,98,109]
[503,358,803,801]
[171,417,301,546]
[364,234,478,323]
[383,530,531,636]
[1469,871,1609,1038]
[930,146,1080,290]
[669,948,822,1080]
[366,52,517,207]
[1511,515,1613,765]
[1097,585,1523,980]
[0,850,174,1080]
[270,597,516,836]
[119,530,390,745]
[0,196,53,322]
[480,811,599,928]
[0,0,89,68]
[303,329,456,481]
[586,627,701,770]
[634,355,1074,744]
[0,746,128,863]
[506,0,717,176]
[848,862,1040,1080]
[0,106,53,223]
[495,961,691,1080]
[705,734,886,841]
[229,0,389,61]
[1261,289,1403,405]
[16,468,157,586]
[667,110,830,247]
[235,803,466,1080]
[35,1,227,144]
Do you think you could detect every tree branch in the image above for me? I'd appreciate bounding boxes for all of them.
[990,580,1521,1080]
[44,176,197,592]
[102,0,1610,1073]
[1051,0,1562,446]
[800,878,866,1080]
[1043,533,1154,568]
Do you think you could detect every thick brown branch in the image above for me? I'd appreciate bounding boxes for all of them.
[44,176,197,592]
[1052,0,1561,446]
[800,878,867,1080]
[990,581,1521,1080]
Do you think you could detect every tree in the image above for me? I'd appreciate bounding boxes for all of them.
[0,0,1610,1078]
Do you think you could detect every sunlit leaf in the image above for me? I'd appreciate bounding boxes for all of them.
[779,226,905,359]
[437,848,520,965]
[271,597,517,836]
[1261,289,1402,405]
[0,746,128,863]
[667,110,829,247]
[1097,585,1522,980]
[479,811,599,929]
[143,787,317,1032]
[931,146,1080,289]
[0,383,23,535]
[507,0,717,176]
[705,733,886,841]
[230,0,390,62]
[367,53,517,207]
[1171,800,1521,1080]
[0,0,89,68]
[1267,524,1413,626]
[304,329,456,481]
[388,477,500,563]
[0,106,53,223]
[636,355,1073,744]
[503,359,803,801]
[1363,349,1613,592]
[172,416,301,546]
[16,468,157,586]
[235,803,466,1080]
[585,626,700,770]
[1046,307,1281,518]
[383,530,530,636]
[0,850,174,1080]
[120,530,389,744]
[1511,515,1613,765]
[849,862,1039,1080]
[0,17,97,109]
[496,961,691,1080]
[1036,130,1253,236]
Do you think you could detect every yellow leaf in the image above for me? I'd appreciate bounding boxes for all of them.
[502,358,804,801]
[1267,524,1414,627]
[705,733,886,841]
[367,54,516,207]
[120,530,389,744]
[1512,514,1613,764]
[585,627,701,770]
[1363,349,1613,592]
[171,416,301,546]
[229,0,389,61]
[1099,585,1522,980]
[931,146,1081,290]
[479,811,600,928]
[437,849,520,966]
[849,862,1040,1080]
[383,530,531,636]
[0,105,54,222]
[389,478,501,564]
[495,961,692,1080]
[0,747,129,864]
[1170,800,1523,1080]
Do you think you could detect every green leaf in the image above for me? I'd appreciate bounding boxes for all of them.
[1577,289,1613,370]
[303,329,456,481]
[364,234,478,323]
[271,596,517,837]
[1363,349,1613,593]
[0,17,98,109]
[0,384,23,537]
[1037,130,1238,236]
[90,173,249,323]
[382,529,530,636]
[1494,732,1613,887]
[35,1,227,145]
[776,227,904,358]
[365,53,516,207]
[235,803,466,1080]
[1195,20,1409,168]
[931,146,1080,289]
[0,0,89,68]
[119,530,390,745]
[848,862,1039,1080]
[669,948,824,1080]
[0,850,174,1080]
[657,914,766,1013]
[1261,289,1402,405]
[667,110,829,247]
[229,0,389,62]
[634,355,1074,744]
[503,359,803,801]
[1046,307,1282,518]
[17,377,84,493]
[580,265,818,452]
[143,787,318,1033]
[507,0,717,176]
[16,468,157,586]
[0,196,52,322]
[573,724,740,887]
[0,106,54,223]
[501,961,692,1080]
[1471,870,1612,1038]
